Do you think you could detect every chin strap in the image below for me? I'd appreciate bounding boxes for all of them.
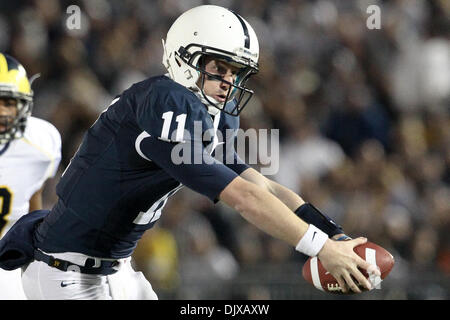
[164,72,223,116]
[189,86,222,116]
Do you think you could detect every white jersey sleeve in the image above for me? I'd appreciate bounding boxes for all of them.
[0,116,62,237]
[23,117,62,181]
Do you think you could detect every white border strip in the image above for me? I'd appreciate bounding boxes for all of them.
[365,248,382,289]
[310,257,324,291]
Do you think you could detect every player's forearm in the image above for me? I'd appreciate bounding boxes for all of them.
[239,168,346,239]
[266,180,305,211]
[240,168,304,211]
[219,176,308,247]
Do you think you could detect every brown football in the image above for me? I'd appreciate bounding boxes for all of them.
[302,241,395,294]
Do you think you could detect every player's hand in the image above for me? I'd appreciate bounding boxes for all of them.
[317,237,380,293]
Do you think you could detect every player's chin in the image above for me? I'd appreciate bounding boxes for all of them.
[0,119,13,131]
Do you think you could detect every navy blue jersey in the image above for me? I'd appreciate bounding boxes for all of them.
[35,75,249,259]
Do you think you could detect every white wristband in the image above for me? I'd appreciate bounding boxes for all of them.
[295,224,328,257]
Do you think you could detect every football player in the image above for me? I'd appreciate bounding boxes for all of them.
[4,5,377,299]
[0,53,62,299]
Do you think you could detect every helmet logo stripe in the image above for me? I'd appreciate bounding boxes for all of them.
[229,11,250,49]
[5,55,20,71]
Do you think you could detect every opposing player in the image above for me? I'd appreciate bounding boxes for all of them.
[1,5,378,299]
[0,53,61,299]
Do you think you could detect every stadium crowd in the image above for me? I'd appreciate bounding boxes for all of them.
[1,0,449,299]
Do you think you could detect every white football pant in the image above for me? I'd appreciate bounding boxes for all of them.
[21,254,158,300]
[0,268,27,300]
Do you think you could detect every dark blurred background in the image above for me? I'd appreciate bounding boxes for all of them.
[1,0,449,299]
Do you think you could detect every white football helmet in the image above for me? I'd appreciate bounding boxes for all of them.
[162,5,259,116]
[0,53,34,144]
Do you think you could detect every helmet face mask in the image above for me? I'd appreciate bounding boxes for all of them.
[0,99,30,138]
[182,48,258,116]
[162,5,259,116]
[0,53,33,144]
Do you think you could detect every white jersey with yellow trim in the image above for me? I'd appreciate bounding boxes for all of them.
[0,116,62,237]
[0,116,61,300]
